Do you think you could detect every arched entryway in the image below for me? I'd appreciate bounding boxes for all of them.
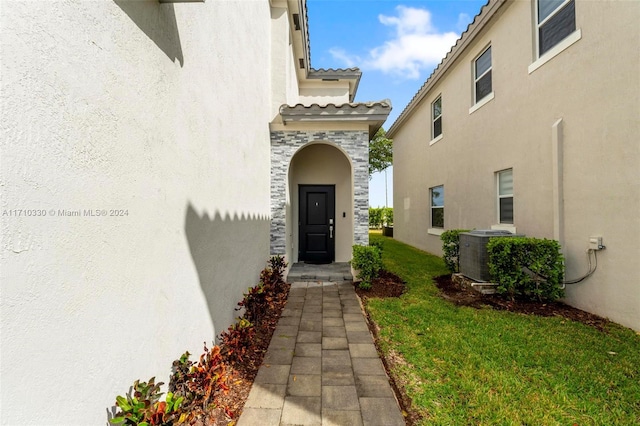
[289,143,352,263]
[269,129,372,265]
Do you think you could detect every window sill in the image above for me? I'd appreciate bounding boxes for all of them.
[428,228,445,236]
[429,134,443,146]
[469,92,494,114]
[528,29,582,74]
[491,224,517,234]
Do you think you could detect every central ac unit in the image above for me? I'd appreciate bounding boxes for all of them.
[459,230,524,282]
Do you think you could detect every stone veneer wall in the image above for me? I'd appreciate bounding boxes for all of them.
[270,130,369,256]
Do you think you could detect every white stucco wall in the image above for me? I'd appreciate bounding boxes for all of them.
[1,0,275,424]
[299,81,351,105]
[392,0,639,330]
[271,4,301,120]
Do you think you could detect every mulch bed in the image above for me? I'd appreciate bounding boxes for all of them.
[204,270,608,425]
[211,272,408,425]
[354,269,407,299]
[203,283,291,425]
[433,274,610,331]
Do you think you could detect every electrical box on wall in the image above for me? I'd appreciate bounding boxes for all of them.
[589,236,604,250]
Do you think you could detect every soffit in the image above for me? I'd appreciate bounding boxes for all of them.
[279,100,392,138]
[290,0,362,101]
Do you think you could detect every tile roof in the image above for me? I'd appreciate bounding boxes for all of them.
[309,68,361,75]
[301,2,360,76]
[280,99,391,117]
[298,1,362,100]
[387,0,506,136]
[279,100,392,137]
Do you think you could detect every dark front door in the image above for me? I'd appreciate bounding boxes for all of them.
[299,185,335,264]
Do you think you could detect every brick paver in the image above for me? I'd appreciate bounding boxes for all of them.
[237,281,405,426]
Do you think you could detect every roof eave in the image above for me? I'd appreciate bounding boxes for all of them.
[279,100,392,139]
[308,68,363,102]
[294,0,362,101]
[387,0,508,138]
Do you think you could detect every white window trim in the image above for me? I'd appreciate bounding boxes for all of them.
[473,45,492,105]
[431,206,444,228]
[537,0,572,26]
[430,185,444,230]
[429,134,444,146]
[431,95,442,140]
[469,91,494,114]
[528,29,581,74]
[497,169,514,225]
[491,224,517,234]
[535,0,571,55]
[428,228,445,236]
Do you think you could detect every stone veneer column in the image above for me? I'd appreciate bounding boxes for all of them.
[270,130,369,256]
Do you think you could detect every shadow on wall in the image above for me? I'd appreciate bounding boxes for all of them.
[114,0,184,66]
[104,204,269,424]
[184,203,270,342]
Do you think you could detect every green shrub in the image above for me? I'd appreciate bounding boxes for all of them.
[351,244,382,290]
[440,229,470,273]
[369,207,383,229]
[112,256,289,425]
[369,239,384,253]
[110,377,185,425]
[369,207,393,228]
[487,237,564,301]
[382,207,393,226]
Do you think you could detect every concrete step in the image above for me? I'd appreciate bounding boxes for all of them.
[470,283,497,295]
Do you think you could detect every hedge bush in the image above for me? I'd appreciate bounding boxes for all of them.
[487,237,564,301]
[369,207,393,228]
[383,207,393,227]
[440,229,470,273]
[369,208,383,228]
[351,244,382,290]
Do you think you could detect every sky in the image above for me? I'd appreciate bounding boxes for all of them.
[306,0,488,207]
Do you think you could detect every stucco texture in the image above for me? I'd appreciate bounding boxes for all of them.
[1,0,273,423]
[392,0,640,330]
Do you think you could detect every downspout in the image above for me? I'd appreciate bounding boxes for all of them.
[551,118,566,288]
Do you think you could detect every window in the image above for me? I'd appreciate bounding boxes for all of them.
[497,169,513,224]
[430,185,444,228]
[537,0,576,56]
[432,96,442,140]
[474,46,492,103]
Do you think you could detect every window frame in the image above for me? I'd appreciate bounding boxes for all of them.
[497,169,514,225]
[431,95,442,143]
[473,45,492,105]
[536,0,576,57]
[430,185,444,230]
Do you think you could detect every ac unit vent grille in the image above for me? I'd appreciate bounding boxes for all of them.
[459,230,524,282]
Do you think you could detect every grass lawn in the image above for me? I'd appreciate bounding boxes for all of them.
[367,232,640,425]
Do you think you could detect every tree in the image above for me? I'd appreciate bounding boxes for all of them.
[369,127,392,177]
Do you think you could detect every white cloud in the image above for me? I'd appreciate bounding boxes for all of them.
[328,48,358,68]
[378,6,435,36]
[457,13,472,33]
[330,6,460,80]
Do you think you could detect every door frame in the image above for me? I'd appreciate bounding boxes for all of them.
[298,184,335,263]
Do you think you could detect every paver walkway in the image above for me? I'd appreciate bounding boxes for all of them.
[237,280,405,426]
[286,262,352,282]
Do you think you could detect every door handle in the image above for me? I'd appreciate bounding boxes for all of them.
[329,225,333,239]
